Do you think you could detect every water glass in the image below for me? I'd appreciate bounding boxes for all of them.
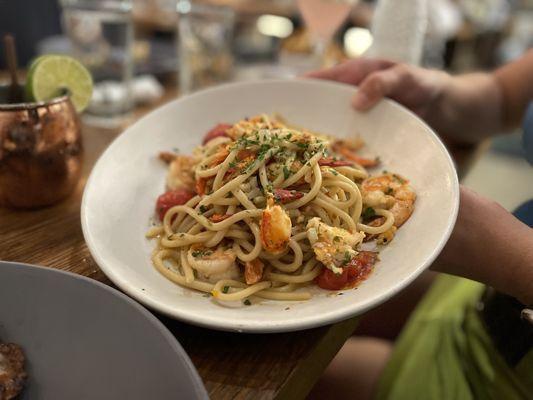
[177,1,235,94]
[61,0,134,126]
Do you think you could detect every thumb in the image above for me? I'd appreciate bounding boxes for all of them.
[352,64,409,111]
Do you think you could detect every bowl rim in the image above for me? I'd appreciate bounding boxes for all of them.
[81,78,460,333]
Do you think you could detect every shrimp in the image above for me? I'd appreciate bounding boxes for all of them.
[187,248,240,283]
[165,155,196,191]
[260,200,292,254]
[361,173,415,244]
[362,173,416,227]
[306,218,365,274]
[244,259,264,285]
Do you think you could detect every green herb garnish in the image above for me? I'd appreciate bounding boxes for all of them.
[343,251,352,266]
[393,174,406,184]
[283,165,291,180]
[243,299,252,306]
[222,286,229,294]
[361,207,376,219]
[191,249,212,258]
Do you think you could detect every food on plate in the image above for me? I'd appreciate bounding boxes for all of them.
[0,342,27,400]
[147,115,416,303]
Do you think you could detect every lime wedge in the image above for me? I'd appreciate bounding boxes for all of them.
[26,55,93,112]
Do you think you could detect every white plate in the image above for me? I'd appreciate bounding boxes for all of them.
[82,79,459,333]
[0,261,208,399]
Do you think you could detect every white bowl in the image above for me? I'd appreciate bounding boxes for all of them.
[82,79,459,333]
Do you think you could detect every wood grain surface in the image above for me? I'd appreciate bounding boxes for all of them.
[0,94,359,399]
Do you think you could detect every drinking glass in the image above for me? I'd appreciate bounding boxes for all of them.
[0,85,82,208]
[297,0,358,66]
[61,0,134,126]
[177,1,235,94]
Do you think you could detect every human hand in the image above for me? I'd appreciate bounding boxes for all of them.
[306,58,451,118]
[306,58,503,143]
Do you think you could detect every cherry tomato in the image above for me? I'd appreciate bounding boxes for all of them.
[316,268,350,290]
[273,188,304,204]
[316,251,378,290]
[202,123,232,145]
[156,188,195,220]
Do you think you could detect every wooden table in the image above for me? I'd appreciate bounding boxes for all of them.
[0,92,360,400]
[0,81,486,398]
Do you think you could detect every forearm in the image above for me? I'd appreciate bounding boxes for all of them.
[426,50,533,144]
[432,187,533,305]
[427,73,503,144]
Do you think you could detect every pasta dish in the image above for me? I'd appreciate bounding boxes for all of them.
[146,115,416,303]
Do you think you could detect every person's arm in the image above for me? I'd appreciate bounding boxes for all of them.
[431,186,533,306]
[306,50,533,144]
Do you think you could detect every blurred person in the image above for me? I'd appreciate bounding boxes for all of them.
[306,51,533,399]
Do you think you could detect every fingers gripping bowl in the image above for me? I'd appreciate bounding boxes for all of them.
[82,79,459,333]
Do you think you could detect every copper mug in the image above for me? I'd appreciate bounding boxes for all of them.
[0,85,83,208]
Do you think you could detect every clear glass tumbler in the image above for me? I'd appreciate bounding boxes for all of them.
[177,1,235,94]
[61,0,134,126]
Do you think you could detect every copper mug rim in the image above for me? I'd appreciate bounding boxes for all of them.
[0,84,71,111]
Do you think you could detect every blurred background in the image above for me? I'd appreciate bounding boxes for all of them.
[1,0,532,208]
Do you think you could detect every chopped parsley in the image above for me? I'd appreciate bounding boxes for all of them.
[198,205,207,214]
[191,249,213,258]
[257,144,271,161]
[222,286,230,294]
[263,183,273,194]
[342,251,352,266]
[330,168,339,176]
[333,236,341,242]
[243,299,252,306]
[228,161,237,168]
[361,207,376,219]
[392,174,406,184]
[385,187,394,195]
[283,165,291,180]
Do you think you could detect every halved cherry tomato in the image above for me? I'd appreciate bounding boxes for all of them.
[318,158,353,167]
[156,188,195,220]
[273,188,304,204]
[202,123,232,145]
[315,251,378,290]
